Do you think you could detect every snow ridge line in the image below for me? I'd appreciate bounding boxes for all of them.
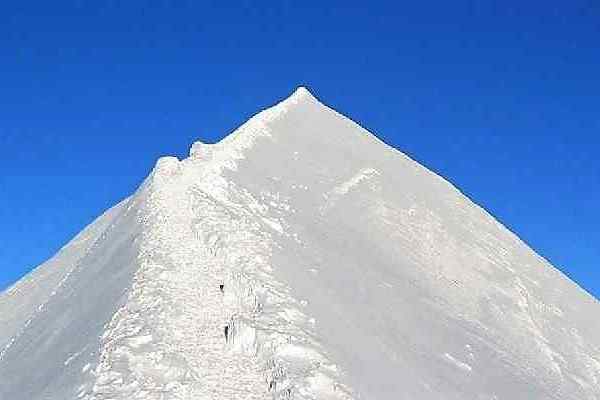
[84,125,355,399]
[188,86,317,172]
[86,156,268,399]
[85,161,202,399]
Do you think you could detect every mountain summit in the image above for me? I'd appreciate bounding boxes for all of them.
[1,88,599,400]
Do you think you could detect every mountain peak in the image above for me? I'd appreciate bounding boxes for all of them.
[188,85,327,161]
[289,85,316,101]
[4,88,599,400]
[278,85,320,110]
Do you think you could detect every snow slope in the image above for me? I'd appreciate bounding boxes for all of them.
[1,87,599,399]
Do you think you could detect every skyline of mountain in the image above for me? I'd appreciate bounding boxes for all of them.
[1,87,598,399]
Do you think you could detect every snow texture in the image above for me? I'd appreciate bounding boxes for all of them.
[1,87,599,399]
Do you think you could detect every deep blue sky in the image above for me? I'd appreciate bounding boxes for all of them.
[1,2,598,299]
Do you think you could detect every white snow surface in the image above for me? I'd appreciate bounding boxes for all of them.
[1,87,599,399]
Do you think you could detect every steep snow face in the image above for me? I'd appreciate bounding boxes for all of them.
[0,202,125,353]
[1,87,600,400]
[206,88,600,400]
[0,197,142,399]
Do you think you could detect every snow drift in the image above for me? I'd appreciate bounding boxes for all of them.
[1,87,599,400]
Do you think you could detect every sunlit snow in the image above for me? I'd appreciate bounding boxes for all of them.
[1,87,599,399]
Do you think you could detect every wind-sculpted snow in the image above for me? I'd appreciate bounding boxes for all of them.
[84,147,352,399]
[1,87,599,399]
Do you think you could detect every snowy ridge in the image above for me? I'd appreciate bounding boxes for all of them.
[1,86,599,400]
[85,103,355,399]
[188,86,319,172]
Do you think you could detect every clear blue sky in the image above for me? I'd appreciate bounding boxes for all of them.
[1,2,598,299]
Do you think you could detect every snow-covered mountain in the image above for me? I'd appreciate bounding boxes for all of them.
[1,87,599,400]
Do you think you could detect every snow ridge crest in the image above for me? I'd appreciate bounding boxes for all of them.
[188,86,320,168]
[85,123,354,399]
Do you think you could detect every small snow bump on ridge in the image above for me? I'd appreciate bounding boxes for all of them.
[152,156,181,179]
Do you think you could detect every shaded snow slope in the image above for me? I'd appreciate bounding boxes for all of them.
[0,195,141,399]
[0,201,126,353]
[1,87,599,399]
